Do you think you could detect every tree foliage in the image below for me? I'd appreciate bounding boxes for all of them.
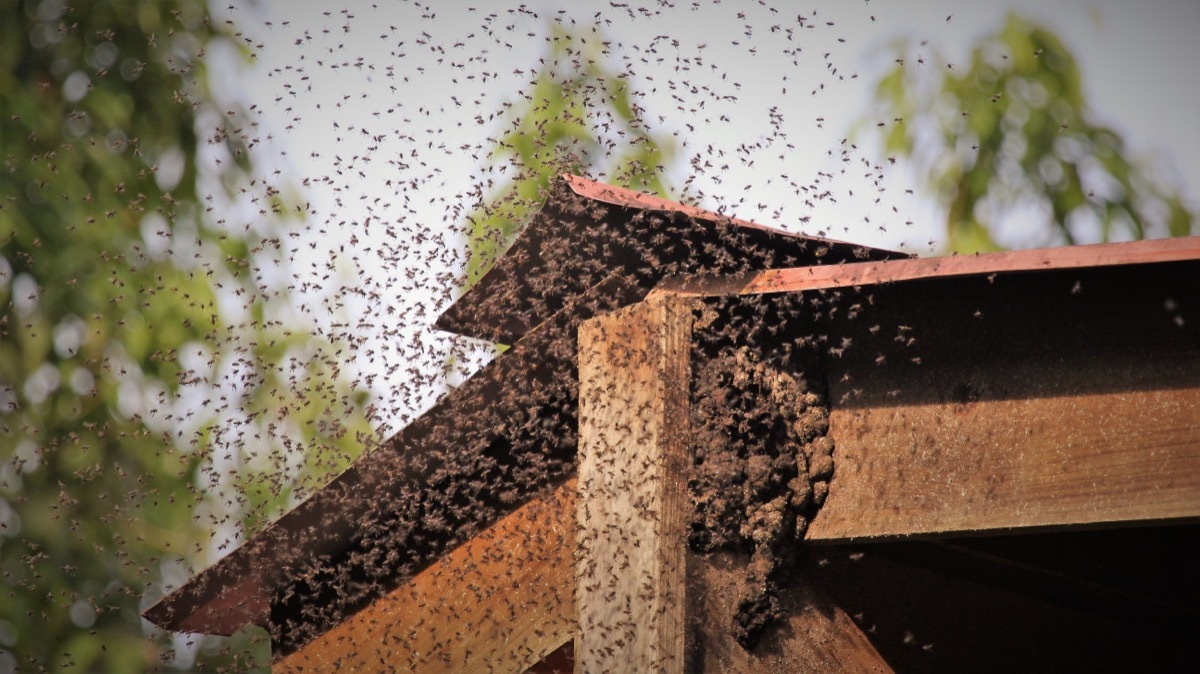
[1,1,372,670]
[869,13,1196,253]
[464,23,676,287]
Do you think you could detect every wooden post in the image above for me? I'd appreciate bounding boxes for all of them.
[576,295,694,672]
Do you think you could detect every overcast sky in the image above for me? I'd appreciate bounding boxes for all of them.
[228,0,1200,243]
[214,0,1200,426]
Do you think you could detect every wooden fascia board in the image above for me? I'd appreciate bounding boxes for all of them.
[654,235,1200,298]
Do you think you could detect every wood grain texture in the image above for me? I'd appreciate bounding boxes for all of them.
[274,479,577,674]
[576,296,694,673]
[809,356,1200,541]
[687,552,893,673]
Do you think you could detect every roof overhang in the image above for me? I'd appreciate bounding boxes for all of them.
[143,172,1199,655]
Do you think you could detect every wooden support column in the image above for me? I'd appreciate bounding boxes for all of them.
[577,295,891,673]
[576,295,693,672]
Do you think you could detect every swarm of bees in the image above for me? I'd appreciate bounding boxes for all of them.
[0,1,965,667]
[263,180,886,655]
[9,0,1193,671]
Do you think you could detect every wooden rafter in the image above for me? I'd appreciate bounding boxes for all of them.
[275,480,577,673]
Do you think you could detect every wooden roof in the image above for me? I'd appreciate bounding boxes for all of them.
[143,170,1199,655]
[142,175,899,648]
[276,235,1200,672]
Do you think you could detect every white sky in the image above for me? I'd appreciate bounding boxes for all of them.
[212,0,1200,428]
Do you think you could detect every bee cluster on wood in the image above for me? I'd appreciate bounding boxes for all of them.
[688,302,835,647]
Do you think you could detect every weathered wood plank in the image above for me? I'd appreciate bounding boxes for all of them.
[576,295,694,673]
[809,357,1200,541]
[688,552,893,673]
[274,479,577,674]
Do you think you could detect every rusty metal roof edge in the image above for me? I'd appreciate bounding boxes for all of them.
[652,235,1200,298]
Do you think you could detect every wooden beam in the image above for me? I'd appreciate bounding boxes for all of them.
[576,295,694,672]
[689,552,892,673]
[808,349,1200,541]
[659,254,1200,542]
[274,479,577,674]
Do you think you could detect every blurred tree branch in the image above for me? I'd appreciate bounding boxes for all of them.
[463,22,676,287]
[867,13,1196,253]
[1,1,372,670]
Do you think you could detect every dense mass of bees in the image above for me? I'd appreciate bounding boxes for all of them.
[688,338,834,647]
